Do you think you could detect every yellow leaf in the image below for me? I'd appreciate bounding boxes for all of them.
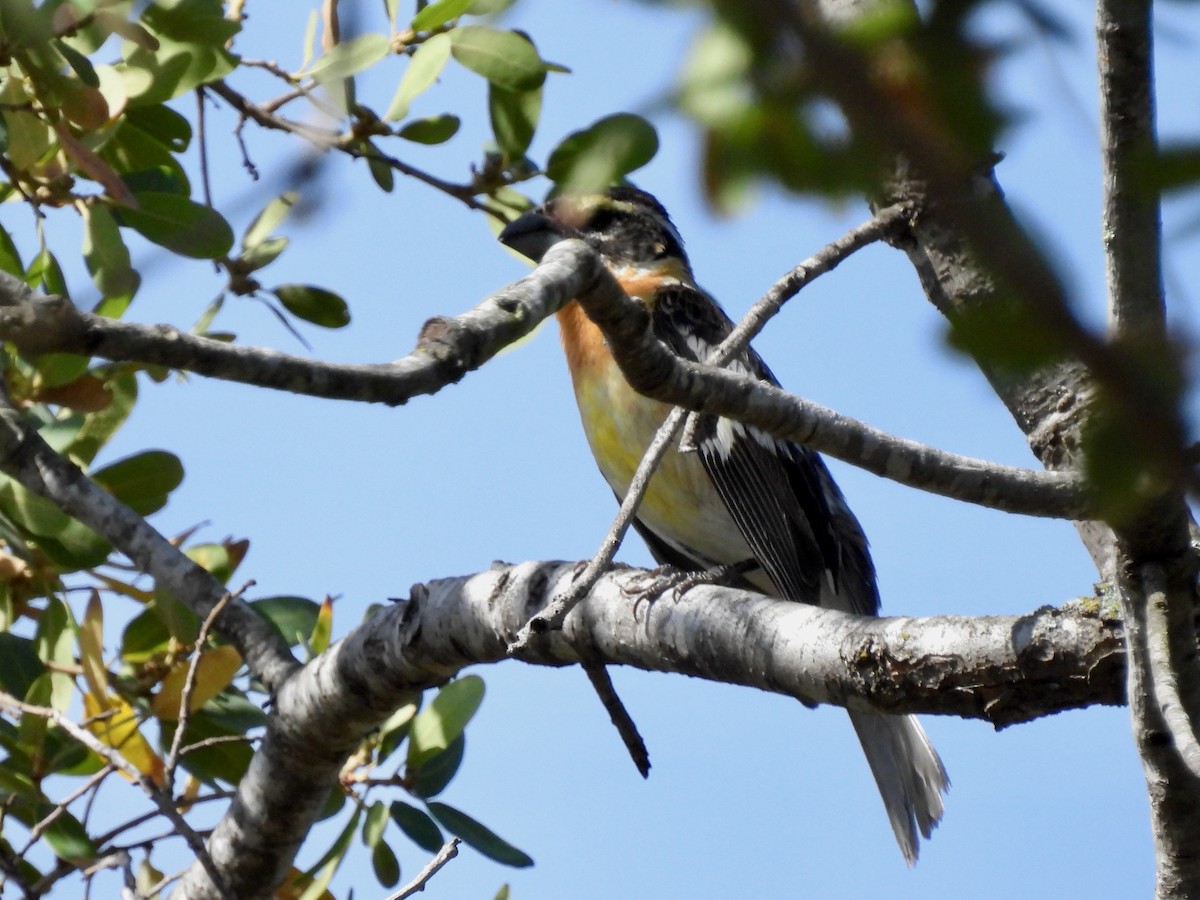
[309,597,333,656]
[151,645,243,721]
[275,867,336,900]
[79,592,108,708]
[83,693,165,786]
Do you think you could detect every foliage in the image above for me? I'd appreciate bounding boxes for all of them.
[0,0,662,893]
[0,0,1194,896]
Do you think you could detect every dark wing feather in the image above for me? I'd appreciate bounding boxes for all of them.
[651,284,878,615]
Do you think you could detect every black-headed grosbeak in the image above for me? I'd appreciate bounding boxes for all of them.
[499,185,948,863]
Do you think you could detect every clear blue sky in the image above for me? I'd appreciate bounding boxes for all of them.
[16,1,1200,897]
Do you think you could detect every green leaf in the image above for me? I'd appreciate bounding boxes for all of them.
[389,800,445,853]
[546,113,659,194]
[426,801,533,867]
[25,248,69,297]
[162,707,254,785]
[92,449,184,516]
[306,33,391,84]
[272,284,351,328]
[34,598,74,713]
[122,605,172,664]
[125,104,192,153]
[119,192,234,259]
[0,633,44,700]
[362,799,389,848]
[386,32,452,122]
[41,807,98,863]
[488,81,541,160]
[242,192,298,250]
[366,149,395,193]
[250,596,320,647]
[70,372,137,464]
[0,227,23,275]
[449,25,546,91]
[82,203,140,299]
[398,114,461,144]
[35,353,90,389]
[409,734,464,798]
[299,804,361,900]
[407,675,484,768]
[239,236,289,272]
[494,884,511,900]
[372,840,401,888]
[412,0,474,30]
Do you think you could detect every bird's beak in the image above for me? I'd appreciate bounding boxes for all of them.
[498,209,564,264]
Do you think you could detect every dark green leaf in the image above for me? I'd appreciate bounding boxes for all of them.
[119,192,234,259]
[125,104,193,152]
[92,449,184,516]
[37,520,111,571]
[427,801,533,867]
[272,284,351,328]
[83,203,140,299]
[407,675,484,768]
[362,799,389,847]
[398,114,461,144]
[389,800,444,853]
[0,633,43,699]
[372,840,401,888]
[367,151,395,193]
[0,227,22,275]
[488,81,541,160]
[56,39,99,86]
[450,25,546,91]
[162,708,254,785]
[122,605,172,664]
[1154,143,1200,193]
[545,113,659,193]
[41,808,98,863]
[409,733,464,798]
[250,596,321,647]
[412,0,474,31]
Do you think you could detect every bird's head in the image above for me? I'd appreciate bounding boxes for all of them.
[499,186,691,277]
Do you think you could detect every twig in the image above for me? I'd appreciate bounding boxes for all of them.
[164,583,250,791]
[21,764,115,853]
[142,864,191,899]
[1141,563,1200,779]
[384,837,460,900]
[0,690,232,899]
[29,791,235,896]
[582,661,650,778]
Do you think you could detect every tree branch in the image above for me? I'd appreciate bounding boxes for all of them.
[174,559,1124,898]
[0,245,596,406]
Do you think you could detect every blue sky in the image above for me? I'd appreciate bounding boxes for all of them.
[12,0,1200,896]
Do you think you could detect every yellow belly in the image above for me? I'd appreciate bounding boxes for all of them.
[574,361,755,568]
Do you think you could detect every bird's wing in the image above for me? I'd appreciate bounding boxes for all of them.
[650,283,878,614]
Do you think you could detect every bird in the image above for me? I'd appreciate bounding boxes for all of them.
[498,184,948,864]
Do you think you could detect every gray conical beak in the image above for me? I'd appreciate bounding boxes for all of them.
[498,210,563,264]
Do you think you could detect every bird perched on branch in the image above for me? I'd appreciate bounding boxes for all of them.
[499,185,948,863]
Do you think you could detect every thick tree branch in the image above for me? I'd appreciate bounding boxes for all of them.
[0,391,299,693]
[556,241,1090,518]
[0,250,597,406]
[176,560,1125,898]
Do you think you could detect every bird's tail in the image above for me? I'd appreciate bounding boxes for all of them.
[848,709,949,865]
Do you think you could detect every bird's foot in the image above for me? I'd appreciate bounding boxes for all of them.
[623,559,758,610]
